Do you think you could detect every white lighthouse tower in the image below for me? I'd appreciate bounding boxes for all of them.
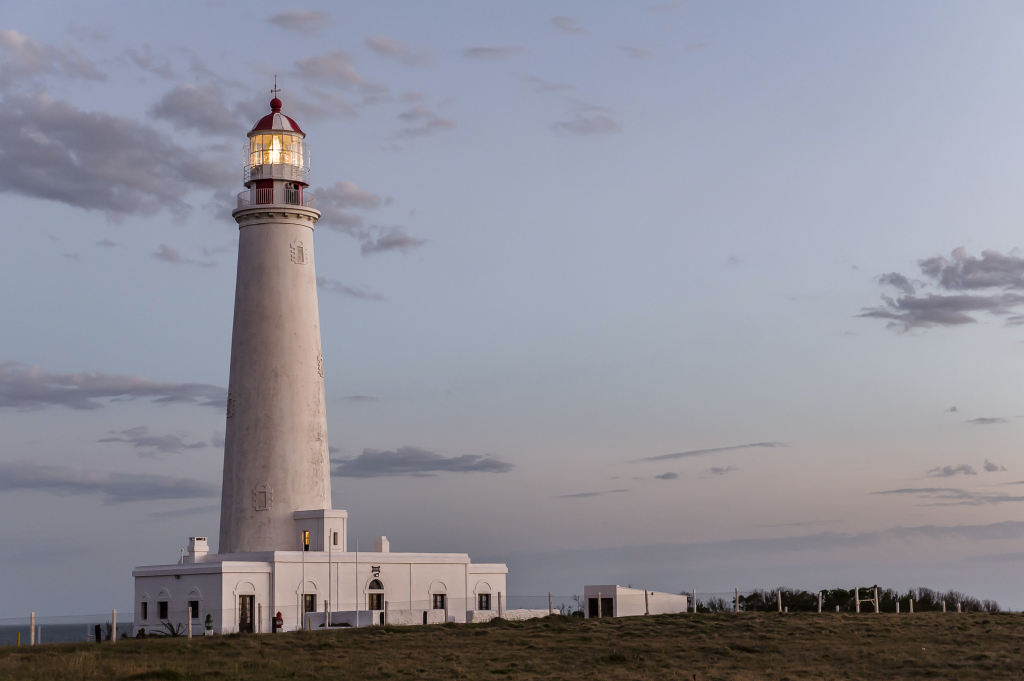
[132,93,514,635]
[219,94,332,554]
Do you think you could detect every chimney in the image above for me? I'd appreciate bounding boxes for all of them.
[374,536,389,553]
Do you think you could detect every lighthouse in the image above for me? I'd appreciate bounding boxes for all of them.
[132,92,512,635]
[219,95,332,554]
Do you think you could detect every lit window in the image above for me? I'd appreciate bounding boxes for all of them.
[333,532,338,546]
[304,594,316,613]
[432,594,446,610]
[478,594,490,610]
[302,530,310,551]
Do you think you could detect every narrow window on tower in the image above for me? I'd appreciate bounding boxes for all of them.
[141,602,148,620]
[303,530,310,551]
[333,531,338,546]
[253,483,272,511]
[290,240,305,264]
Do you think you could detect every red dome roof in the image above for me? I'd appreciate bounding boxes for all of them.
[250,98,304,135]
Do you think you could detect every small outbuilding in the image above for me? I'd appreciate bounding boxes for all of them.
[583,585,688,618]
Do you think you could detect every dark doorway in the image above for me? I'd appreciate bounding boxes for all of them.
[368,593,383,610]
[379,611,385,625]
[588,598,614,618]
[422,611,427,625]
[303,594,316,613]
[238,595,254,633]
[478,593,491,610]
[432,594,446,610]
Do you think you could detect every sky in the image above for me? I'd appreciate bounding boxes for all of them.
[4,1,1024,617]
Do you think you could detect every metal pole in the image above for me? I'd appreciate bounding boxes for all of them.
[29,613,34,646]
[301,531,305,629]
[258,604,262,634]
[355,538,359,628]
[328,528,332,628]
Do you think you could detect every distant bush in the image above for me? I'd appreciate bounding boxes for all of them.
[723,587,999,613]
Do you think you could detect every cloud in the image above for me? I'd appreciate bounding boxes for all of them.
[364,36,431,66]
[149,504,220,519]
[268,10,331,35]
[0,29,104,88]
[294,51,383,95]
[654,472,678,480]
[463,47,524,60]
[551,16,585,34]
[154,244,184,263]
[985,459,1008,472]
[123,44,174,79]
[946,406,958,412]
[150,83,246,136]
[0,94,233,218]
[211,431,225,448]
[557,488,629,499]
[873,487,1024,506]
[98,426,207,455]
[0,361,226,410]
[551,103,621,136]
[332,446,514,478]
[862,248,1024,332]
[926,464,977,477]
[342,395,377,402]
[708,466,737,475]
[968,417,1007,425]
[858,292,1024,332]
[361,226,426,255]
[316,276,385,301]
[878,272,916,295]
[314,181,383,237]
[637,442,784,463]
[95,239,116,247]
[397,104,456,138]
[522,76,574,93]
[0,461,218,503]
[620,46,652,59]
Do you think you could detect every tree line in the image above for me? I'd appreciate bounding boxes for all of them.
[696,587,999,613]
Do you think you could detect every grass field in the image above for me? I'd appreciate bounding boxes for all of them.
[0,611,1021,680]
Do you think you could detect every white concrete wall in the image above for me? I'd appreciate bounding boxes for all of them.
[220,205,331,554]
[465,609,550,623]
[582,585,687,619]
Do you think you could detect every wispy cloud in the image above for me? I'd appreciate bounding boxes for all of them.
[522,76,574,93]
[551,103,621,136]
[873,487,1024,506]
[551,16,585,34]
[0,461,217,503]
[150,82,246,136]
[557,488,629,499]
[294,50,384,96]
[268,10,331,35]
[0,361,225,410]
[149,504,219,519]
[636,442,784,463]
[364,36,431,66]
[654,472,678,480]
[926,464,976,478]
[0,29,105,88]
[361,226,426,255]
[342,395,377,402]
[315,180,382,237]
[316,276,384,301]
[620,46,652,59]
[463,46,524,60]
[396,104,455,138]
[968,417,1007,425]
[332,446,514,478]
[98,426,207,455]
[708,466,737,475]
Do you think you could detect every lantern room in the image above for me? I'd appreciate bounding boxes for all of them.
[237,97,314,209]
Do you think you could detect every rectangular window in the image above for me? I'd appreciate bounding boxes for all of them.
[158,601,168,620]
[189,601,200,620]
[302,530,310,551]
[478,594,490,611]
[141,602,148,620]
[432,594,446,610]
[368,593,383,610]
[304,594,316,613]
[333,531,338,546]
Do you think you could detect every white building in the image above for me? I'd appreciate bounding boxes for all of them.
[133,95,509,634]
[583,585,688,618]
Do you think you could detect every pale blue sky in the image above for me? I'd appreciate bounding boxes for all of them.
[4,1,1024,616]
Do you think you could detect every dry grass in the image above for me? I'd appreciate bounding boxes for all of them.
[1,612,1022,680]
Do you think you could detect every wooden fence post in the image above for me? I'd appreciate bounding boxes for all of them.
[735,588,739,614]
[777,590,782,613]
